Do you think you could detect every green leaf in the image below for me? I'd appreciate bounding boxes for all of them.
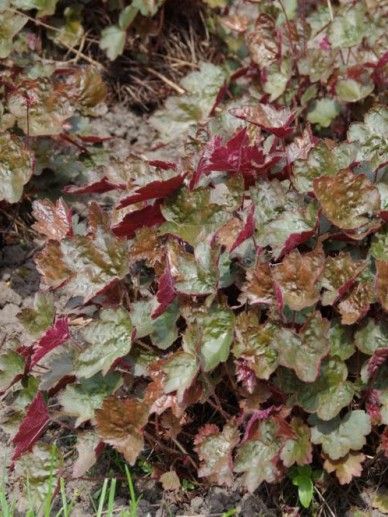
[0,10,27,58]
[234,420,281,492]
[18,292,55,337]
[276,358,354,420]
[167,241,218,296]
[8,82,74,137]
[354,319,388,356]
[12,0,58,16]
[321,252,366,306]
[329,323,355,361]
[195,423,240,486]
[60,227,129,302]
[162,351,199,403]
[371,226,388,260]
[0,133,34,203]
[290,467,314,509]
[274,312,330,383]
[99,25,126,61]
[185,304,235,372]
[132,0,165,16]
[119,5,138,30]
[310,410,371,460]
[14,444,63,512]
[292,141,357,194]
[130,299,179,350]
[297,49,334,83]
[307,98,340,128]
[0,351,25,391]
[251,179,318,259]
[328,4,366,48]
[336,78,374,103]
[75,308,132,378]
[150,62,226,142]
[58,372,122,426]
[161,186,233,246]
[233,312,279,380]
[348,105,388,170]
[280,418,312,468]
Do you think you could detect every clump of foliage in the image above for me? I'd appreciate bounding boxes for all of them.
[1,0,388,512]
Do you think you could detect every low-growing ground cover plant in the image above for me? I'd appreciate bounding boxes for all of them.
[0,0,388,513]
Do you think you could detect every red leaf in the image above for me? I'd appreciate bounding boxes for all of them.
[152,258,176,319]
[112,203,165,239]
[279,228,317,258]
[235,359,257,394]
[230,104,295,137]
[367,348,388,379]
[12,393,49,461]
[30,316,70,367]
[118,174,186,209]
[148,160,177,170]
[230,205,255,252]
[64,177,124,195]
[191,129,265,189]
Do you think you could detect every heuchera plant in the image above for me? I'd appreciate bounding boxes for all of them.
[1,0,388,510]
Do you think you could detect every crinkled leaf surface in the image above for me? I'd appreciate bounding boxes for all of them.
[251,180,318,258]
[348,106,388,170]
[32,198,72,241]
[323,452,365,485]
[95,396,148,465]
[280,417,312,468]
[274,313,330,383]
[230,103,294,137]
[233,312,279,380]
[195,423,239,486]
[355,319,388,356]
[150,62,226,142]
[234,420,281,492]
[14,444,63,512]
[313,169,380,232]
[60,227,129,302]
[328,4,366,48]
[58,372,122,427]
[321,253,366,306]
[292,141,357,194]
[0,133,34,203]
[75,308,132,378]
[310,410,371,460]
[18,292,55,337]
[272,246,325,311]
[161,185,239,246]
[0,351,25,392]
[187,304,235,372]
[276,358,354,420]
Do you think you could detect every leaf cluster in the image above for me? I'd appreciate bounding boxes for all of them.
[1,0,388,511]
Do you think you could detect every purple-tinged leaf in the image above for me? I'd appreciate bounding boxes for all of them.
[118,174,186,208]
[30,316,70,367]
[12,393,49,461]
[152,258,176,320]
[112,203,165,239]
[64,177,124,195]
[191,129,265,189]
